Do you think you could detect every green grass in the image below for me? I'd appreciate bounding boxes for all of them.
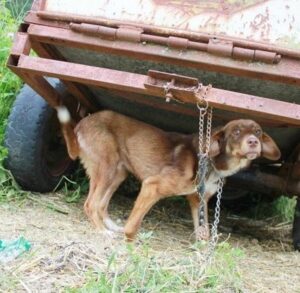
[0,1,21,140]
[244,194,297,223]
[5,0,33,20]
[250,196,297,222]
[0,1,86,201]
[60,168,90,203]
[0,1,23,199]
[65,237,244,293]
[271,196,297,222]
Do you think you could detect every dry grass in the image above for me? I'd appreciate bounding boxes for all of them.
[0,192,299,292]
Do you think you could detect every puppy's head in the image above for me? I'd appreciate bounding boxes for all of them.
[209,119,281,161]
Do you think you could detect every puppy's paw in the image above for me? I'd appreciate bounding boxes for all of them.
[104,218,124,233]
[124,230,136,242]
[195,226,210,241]
[99,229,117,239]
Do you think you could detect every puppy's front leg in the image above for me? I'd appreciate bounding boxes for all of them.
[186,193,200,236]
[124,178,162,241]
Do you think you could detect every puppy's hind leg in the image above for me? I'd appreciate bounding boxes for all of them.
[87,172,117,231]
[84,173,108,230]
[83,175,97,223]
[87,159,128,233]
[84,159,117,231]
[99,166,128,233]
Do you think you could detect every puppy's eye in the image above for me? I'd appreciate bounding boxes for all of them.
[255,129,262,136]
[233,129,240,136]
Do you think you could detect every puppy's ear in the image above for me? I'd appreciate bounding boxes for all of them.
[261,133,281,161]
[209,129,224,158]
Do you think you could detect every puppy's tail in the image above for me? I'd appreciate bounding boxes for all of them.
[56,106,79,160]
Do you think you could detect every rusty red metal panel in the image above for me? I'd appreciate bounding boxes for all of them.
[41,0,300,52]
[105,89,288,128]
[30,41,97,112]
[8,28,96,112]
[10,33,31,56]
[27,24,300,86]
[69,22,280,64]
[9,54,300,126]
[6,28,63,109]
[35,9,300,60]
[9,63,61,109]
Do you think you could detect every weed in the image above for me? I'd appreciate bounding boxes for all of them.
[271,196,297,222]
[65,237,244,293]
[246,195,297,223]
[5,0,32,21]
[0,1,24,200]
[0,1,36,201]
[0,2,21,141]
[60,167,89,203]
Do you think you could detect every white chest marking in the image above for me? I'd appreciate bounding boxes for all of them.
[205,158,249,196]
[217,158,249,178]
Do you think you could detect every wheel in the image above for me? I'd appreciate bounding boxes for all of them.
[4,80,75,192]
[222,186,250,201]
[219,186,254,213]
[292,198,300,251]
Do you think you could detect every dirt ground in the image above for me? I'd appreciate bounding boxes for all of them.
[0,192,299,293]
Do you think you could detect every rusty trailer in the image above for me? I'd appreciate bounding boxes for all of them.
[5,0,300,248]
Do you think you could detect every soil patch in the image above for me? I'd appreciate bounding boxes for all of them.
[0,193,299,292]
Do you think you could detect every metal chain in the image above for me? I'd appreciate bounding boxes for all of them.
[196,84,212,154]
[198,106,206,154]
[206,177,224,265]
[196,84,213,222]
[205,106,213,155]
[198,177,224,276]
[195,84,224,274]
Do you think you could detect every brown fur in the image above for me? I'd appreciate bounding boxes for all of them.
[59,110,280,241]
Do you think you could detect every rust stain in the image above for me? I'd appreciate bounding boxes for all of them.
[42,0,300,49]
[152,0,265,16]
[9,54,300,125]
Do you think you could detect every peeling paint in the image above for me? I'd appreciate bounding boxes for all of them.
[45,0,300,50]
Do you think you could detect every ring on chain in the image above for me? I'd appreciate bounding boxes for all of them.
[197,99,209,111]
[163,82,170,94]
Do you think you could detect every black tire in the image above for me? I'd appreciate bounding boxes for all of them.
[292,198,300,251]
[218,186,252,213]
[4,81,74,192]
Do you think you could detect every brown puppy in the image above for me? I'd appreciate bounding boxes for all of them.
[57,107,280,241]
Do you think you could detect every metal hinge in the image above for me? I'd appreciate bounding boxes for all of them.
[208,38,281,63]
[70,22,281,64]
[70,23,144,42]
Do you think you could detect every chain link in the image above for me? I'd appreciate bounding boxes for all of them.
[198,177,224,276]
[205,107,213,155]
[206,177,224,265]
[194,84,224,274]
[196,84,212,154]
[198,107,205,154]
[196,84,213,221]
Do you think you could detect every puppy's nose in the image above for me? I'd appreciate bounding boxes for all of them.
[247,137,259,148]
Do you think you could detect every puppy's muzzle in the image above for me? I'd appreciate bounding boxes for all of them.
[243,135,261,160]
[247,136,259,148]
